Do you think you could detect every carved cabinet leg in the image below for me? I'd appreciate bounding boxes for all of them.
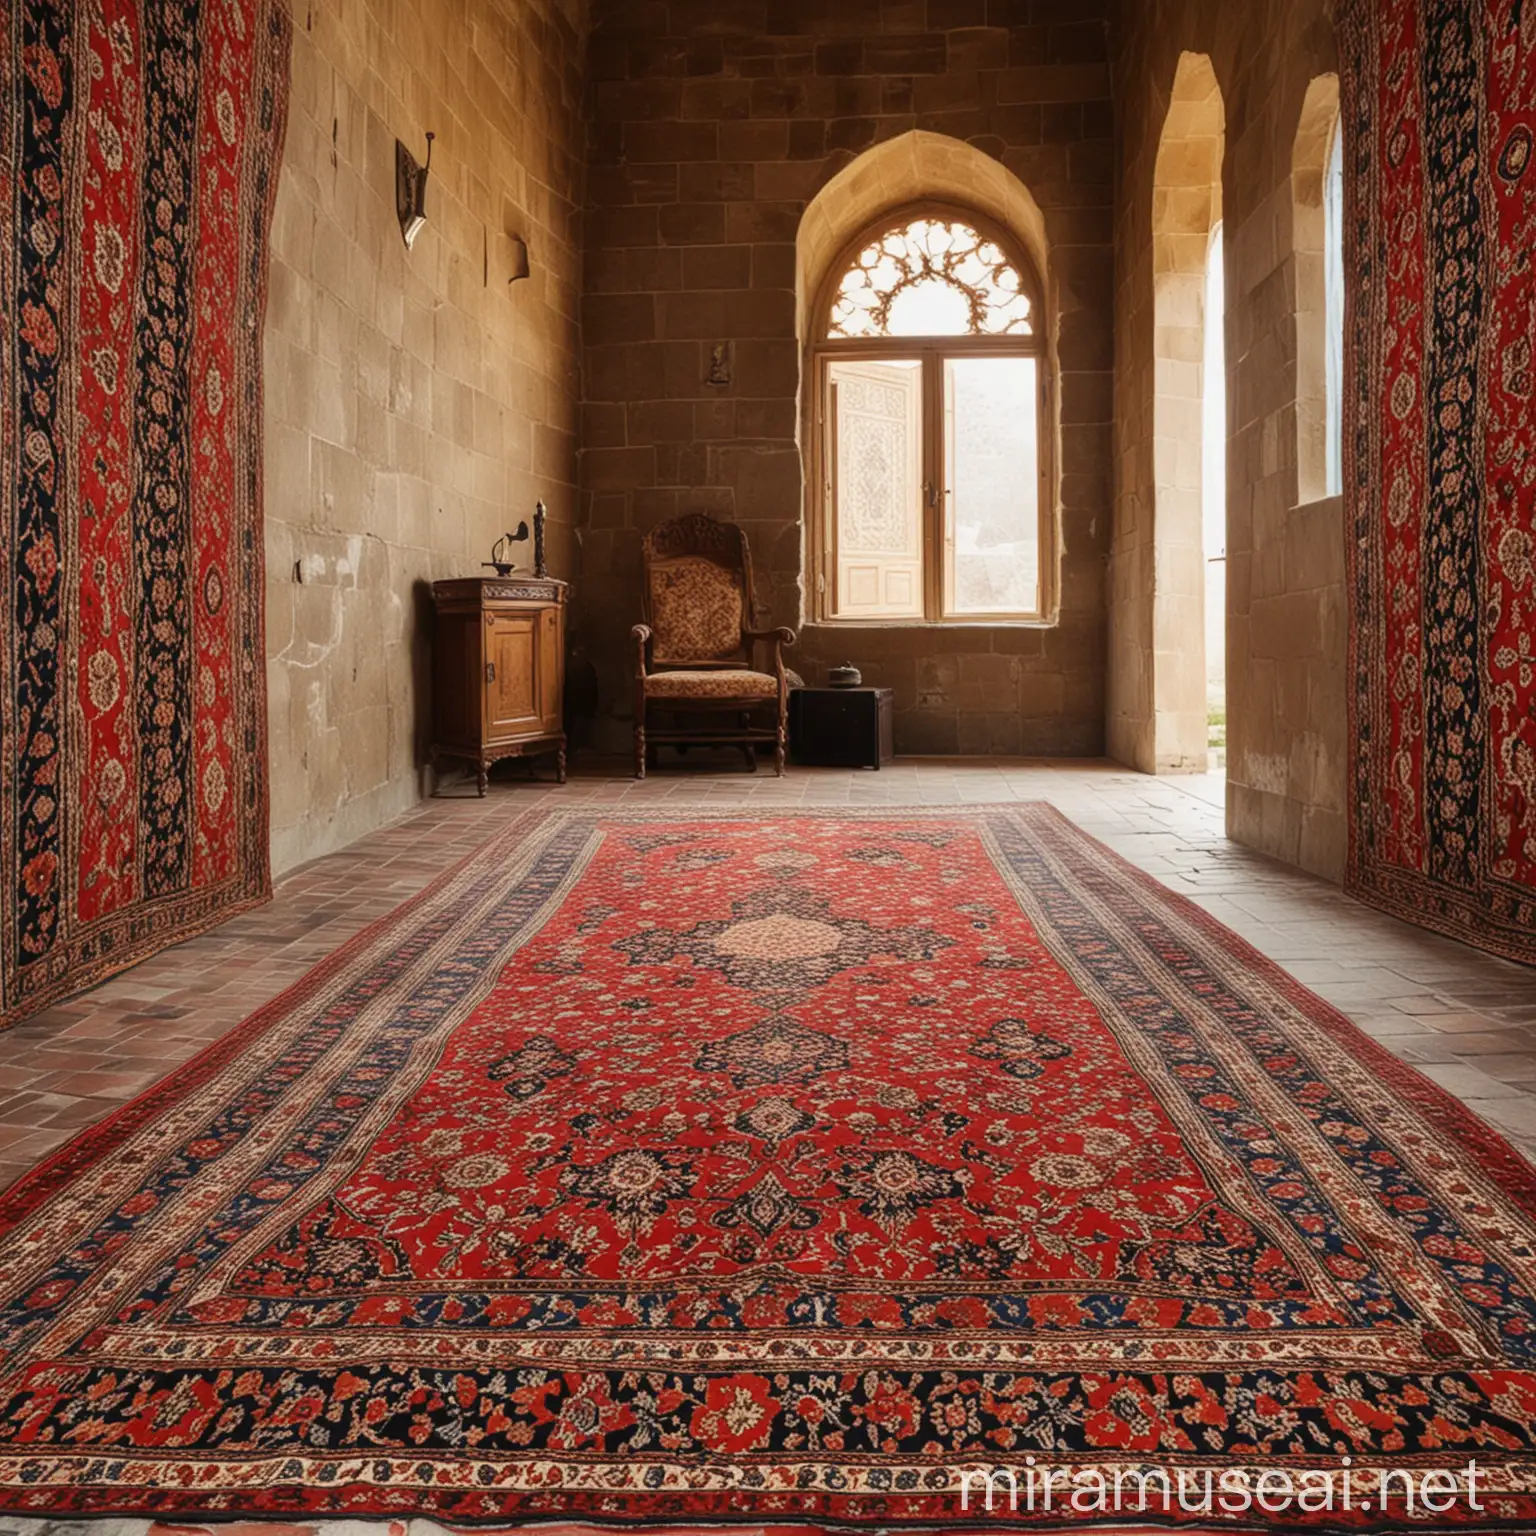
[556,744,567,784]
[477,760,490,798]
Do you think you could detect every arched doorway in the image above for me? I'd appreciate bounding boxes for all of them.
[1151,52,1226,772]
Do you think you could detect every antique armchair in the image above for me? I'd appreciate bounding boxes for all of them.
[632,514,796,778]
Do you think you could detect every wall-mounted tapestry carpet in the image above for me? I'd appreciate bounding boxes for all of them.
[0,0,290,1026]
[1341,0,1536,965]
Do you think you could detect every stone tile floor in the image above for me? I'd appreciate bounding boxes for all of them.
[3,755,1535,1198]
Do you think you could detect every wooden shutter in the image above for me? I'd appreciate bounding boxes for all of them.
[828,359,924,619]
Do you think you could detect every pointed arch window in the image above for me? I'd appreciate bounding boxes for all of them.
[811,209,1053,623]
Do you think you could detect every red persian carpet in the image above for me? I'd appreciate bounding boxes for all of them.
[1340,0,1536,963]
[0,805,1535,1530]
[0,0,289,1028]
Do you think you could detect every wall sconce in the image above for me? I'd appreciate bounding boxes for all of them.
[396,131,433,249]
[507,235,530,284]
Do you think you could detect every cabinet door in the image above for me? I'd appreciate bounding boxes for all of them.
[484,613,542,739]
[538,606,562,733]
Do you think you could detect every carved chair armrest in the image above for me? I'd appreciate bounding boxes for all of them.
[743,626,796,687]
[631,624,653,677]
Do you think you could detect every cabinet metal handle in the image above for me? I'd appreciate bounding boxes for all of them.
[485,661,496,684]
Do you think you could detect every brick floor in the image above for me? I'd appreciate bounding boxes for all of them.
[2,756,1534,1197]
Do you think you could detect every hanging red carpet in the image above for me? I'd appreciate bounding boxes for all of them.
[1,805,1535,1529]
[1340,0,1536,963]
[0,0,290,1028]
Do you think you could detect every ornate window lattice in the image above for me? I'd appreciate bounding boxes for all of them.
[827,217,1034,339]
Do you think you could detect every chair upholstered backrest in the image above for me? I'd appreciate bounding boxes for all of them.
[642,515,754,666]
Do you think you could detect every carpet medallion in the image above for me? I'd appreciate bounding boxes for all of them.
[1,805,1535,1528]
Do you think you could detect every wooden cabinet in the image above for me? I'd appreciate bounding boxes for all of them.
[431,577,566,794]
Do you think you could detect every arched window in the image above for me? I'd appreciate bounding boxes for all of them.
[810,209,1051,623]
[1323,117,1345,497]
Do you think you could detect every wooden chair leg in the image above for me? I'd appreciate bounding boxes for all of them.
[634,709,647,780]
[775,699,788,776]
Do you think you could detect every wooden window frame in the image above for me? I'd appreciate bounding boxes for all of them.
[807,203,1056,627]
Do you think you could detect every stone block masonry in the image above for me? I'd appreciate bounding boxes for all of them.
[1109,0,1347,880]
[576,0,1115,758]
[255,0,1351,902]
[263,0,586,872]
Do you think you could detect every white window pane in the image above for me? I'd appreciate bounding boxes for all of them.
[885,277,973,337]
[829,359,924,618]
[942,356,1040,615]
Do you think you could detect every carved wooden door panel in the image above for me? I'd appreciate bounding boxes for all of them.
[484,613,542,740]
[828,358,924,619]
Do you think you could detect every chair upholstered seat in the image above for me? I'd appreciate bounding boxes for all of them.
[644,668,780,700]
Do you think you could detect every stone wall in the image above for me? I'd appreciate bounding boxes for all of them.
[1110,0,1348,878]
[257,0,1353,886]
[577,0,1115,757]
[263,0,586,873]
